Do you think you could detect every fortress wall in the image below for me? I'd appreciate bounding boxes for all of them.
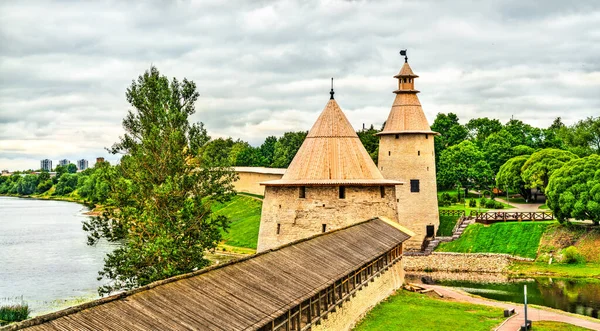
[233,171,283,196]
[378,134,439,250]
[257,185,399,252]
[313,260,406,331]
[404,252,533,273]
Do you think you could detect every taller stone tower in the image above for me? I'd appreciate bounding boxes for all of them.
[257,89,401,252]
[377,55,440,250]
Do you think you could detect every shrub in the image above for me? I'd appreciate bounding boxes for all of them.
[562,246,585,264]
[469,199,477,207]
[0,304,30,325]
[451,195,459,203]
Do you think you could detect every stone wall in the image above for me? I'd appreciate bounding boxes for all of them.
[404,252,533,273]
[257,185,398,252]
[233,171,283,196]
[313,260,405,331]
[378,134,439,250]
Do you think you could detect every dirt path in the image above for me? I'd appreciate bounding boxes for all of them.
[422,285,600,330]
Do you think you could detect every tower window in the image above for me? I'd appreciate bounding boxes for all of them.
[418,151,421,156]
[425,134,428,139]
[395,134,399,139]
[277,223,281,235]
[322,224,327,233]
[410,180,420,193]
[380,186,385,198]
[388,151,391,156]
[339,186,346,199]
[299,186,306,199]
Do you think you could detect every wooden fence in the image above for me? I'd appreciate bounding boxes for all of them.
[474,212,554,224]
[439,210,465,217]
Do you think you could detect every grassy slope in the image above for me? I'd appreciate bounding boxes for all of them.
[354,291,504,331]
[436,222,552,258]
[437,215,459,236]
[212,195,262,250]
[508,261,600,278]
[533,321,591,331]
[538,223,600,263]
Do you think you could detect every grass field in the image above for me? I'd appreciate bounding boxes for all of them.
[353,291,504,331]
[437,215,459,236]
[212,195,262,250]
[436,222,552,258]
[509,261,600,278]
[533,321,592,331]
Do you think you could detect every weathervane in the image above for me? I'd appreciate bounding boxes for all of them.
[330,77,335,100]
[400,49,408,63]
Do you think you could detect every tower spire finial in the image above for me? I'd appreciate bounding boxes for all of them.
[400,49,408,63]
[330,77,335,100]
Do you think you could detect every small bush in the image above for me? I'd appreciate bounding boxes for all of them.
[451,195,459,203]
[480,197,487,206]
[0,304,30,325]
[485,200,496,209]
[469,199,477,207]
[563,246,585,264]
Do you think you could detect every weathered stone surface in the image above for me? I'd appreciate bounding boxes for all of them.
[233,170,283,196]
[404,252,533,273]
[257,185,398,252]
[313,261,406,331]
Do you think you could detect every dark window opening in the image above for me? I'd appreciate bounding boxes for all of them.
[339,186,346,199]
[299,186,306,199]
[388,151,391,156]
[425,134,428,139]
[427,166,429,171]
[380,186,385,198]
[277,224,281,235]
[426,225,435,238]
[410,179,420,192]
[418,151,420,156]
[322,224,327,233]
[395,134,399,139]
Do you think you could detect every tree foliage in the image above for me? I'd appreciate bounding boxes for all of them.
[521,148,578,191]
[82,67,236,295]
[496,155,531,200]
[271,131,307,168]
[438,141,493,195]
[546,154,600,225]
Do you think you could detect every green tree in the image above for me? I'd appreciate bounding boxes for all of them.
[438,140,492,195]
[563,117,600,154]
[546,154,600,225]
[466,117,502,143]
[38,171,51,182]
[53,165,67,183]
[82,66,236,295]
[54,173,78,195]
[496,155,531,201]
[259,136,277,166]
[357,125,380,163]
[201,138,235,166]
[67,163,78,174]
[271,131,307,168]
[36,180,53,194]
[17,174,38,195]
[521,148,578,192]
[482,129,517,175]
[431,113,468,170]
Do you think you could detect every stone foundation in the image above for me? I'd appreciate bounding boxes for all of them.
[313,260,406,331]
[404,252,533,273]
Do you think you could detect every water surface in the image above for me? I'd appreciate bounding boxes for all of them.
[0,197,115,314]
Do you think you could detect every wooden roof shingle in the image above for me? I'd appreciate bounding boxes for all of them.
[6,218,412,331]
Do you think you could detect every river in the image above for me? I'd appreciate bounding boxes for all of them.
[0,197,116,315]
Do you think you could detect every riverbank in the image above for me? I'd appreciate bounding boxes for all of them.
[509,261,600,279]
[0,193,101,215]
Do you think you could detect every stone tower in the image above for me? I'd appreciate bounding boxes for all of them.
[257,91,401,252]
[377,56,440,250]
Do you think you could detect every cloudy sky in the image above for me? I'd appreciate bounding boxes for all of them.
[1,0,599,171]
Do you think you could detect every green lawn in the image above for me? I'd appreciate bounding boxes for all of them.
[437,215,459,236]
[436,222,552,258]
[353,291,504,331]
[533,321,592,331]
[509,261,600,278]
[212,195,262,250]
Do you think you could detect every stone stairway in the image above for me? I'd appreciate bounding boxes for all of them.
[407,216,474,256]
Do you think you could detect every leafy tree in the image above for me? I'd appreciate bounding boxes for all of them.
[235,146,262,166]
[466,117,502,143]
[521,148,578,192]
[17,174,38,195]
[67,163,78,174]
[438,140,492,196]
[562,117,600,154]
[82,66,236,295]
[38,171,50,182]
[357,125,380,163]
[54,173,78,195]
[271,131,307,168]
[496,155,531,201]
[431,113,468,170]
[482,129,517,175]
[53,165,67,184]
[36,179,53,194]
[512,145,535,156]
[229,140,252,166]
[201,138,235,166]
[259,136,277,166]
[546,154,600,225]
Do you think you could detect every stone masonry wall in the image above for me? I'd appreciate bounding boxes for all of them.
[313,260,405,331]
[378,134,439,250]
[257,185,398,252]
[233,172,283,196]
[404,252,533,273]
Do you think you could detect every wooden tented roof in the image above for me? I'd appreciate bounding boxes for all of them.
[7,218,412,331]
[394,62,419,78]
[263,99,401,186]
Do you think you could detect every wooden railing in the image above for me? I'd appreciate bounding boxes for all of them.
[474,212,554,224]
[439,210,465,217]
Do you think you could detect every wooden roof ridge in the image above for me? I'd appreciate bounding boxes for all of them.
[5,217,412,331]
[264,99,399,185]
[394,62,419,78]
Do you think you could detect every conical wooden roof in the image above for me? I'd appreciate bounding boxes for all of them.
[263,99,400,186]
[378,63,439,136]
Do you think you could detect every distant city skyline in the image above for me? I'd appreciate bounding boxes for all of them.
[1,1,599,171]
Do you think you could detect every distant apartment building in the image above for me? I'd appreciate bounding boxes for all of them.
[77,159,89,171]
[58,159,70,167]
[40,159,52,171]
